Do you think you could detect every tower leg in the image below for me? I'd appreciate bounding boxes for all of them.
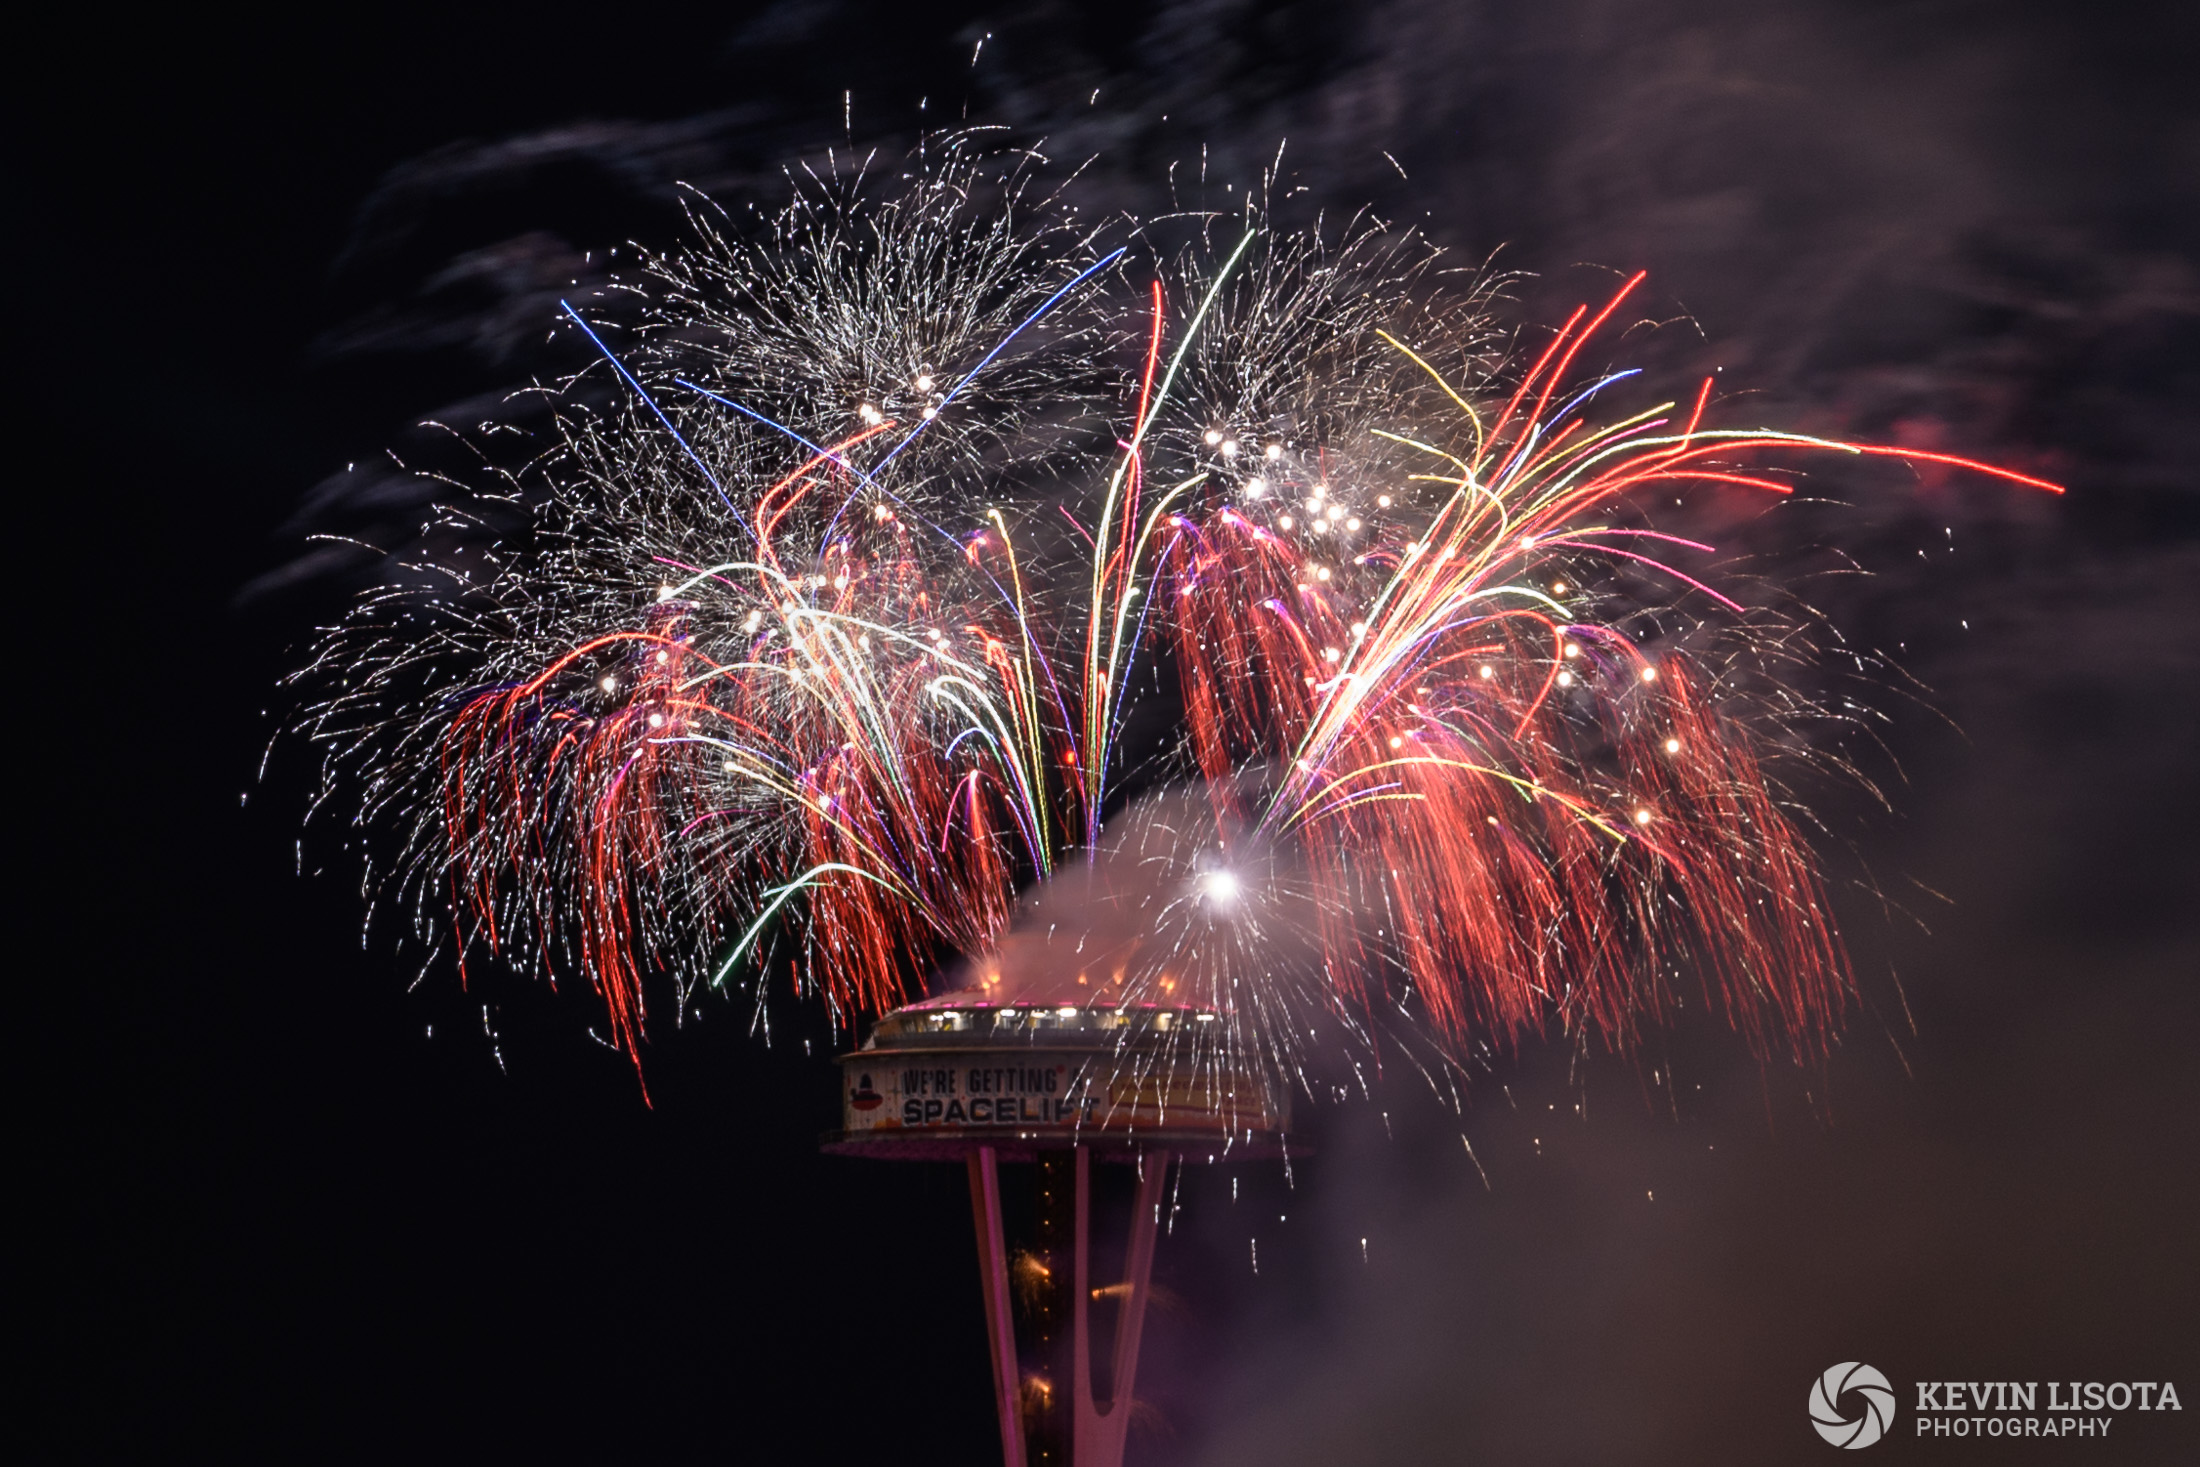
[1072,1147,1171,1467]
[971,1145,1173,1467]
[968,1146,1027,1467]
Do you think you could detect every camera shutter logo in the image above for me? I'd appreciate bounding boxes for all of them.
[1811,1362,1897,1449]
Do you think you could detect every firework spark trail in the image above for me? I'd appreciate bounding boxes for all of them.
[294,143,2056,1100]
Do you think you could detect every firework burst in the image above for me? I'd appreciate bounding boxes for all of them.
[295,143,2057,1102]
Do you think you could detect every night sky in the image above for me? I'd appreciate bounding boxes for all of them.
[31,2,2199,1461]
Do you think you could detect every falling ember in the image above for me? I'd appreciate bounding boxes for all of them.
[292,145,2058,1100]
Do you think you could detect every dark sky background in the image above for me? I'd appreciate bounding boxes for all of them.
[30,2,2200,1462]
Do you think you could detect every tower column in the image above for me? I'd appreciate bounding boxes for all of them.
[967,1146,1027,1467]
[1073,1147,1171,1467]
[969,1145,1173,1467]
